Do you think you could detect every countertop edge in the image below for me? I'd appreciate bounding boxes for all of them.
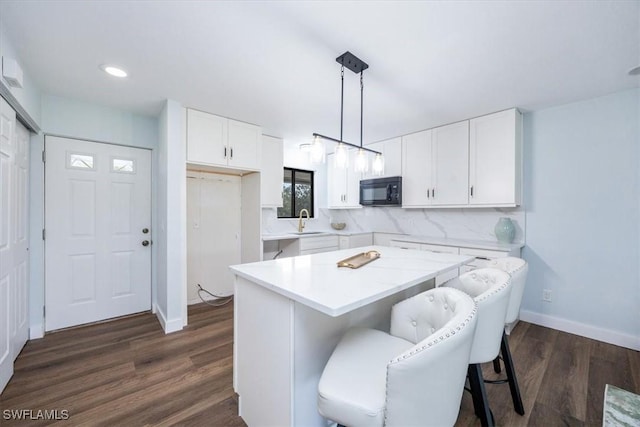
[230,251,474,317]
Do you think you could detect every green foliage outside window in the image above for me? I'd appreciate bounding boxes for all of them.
[278,168,314,218]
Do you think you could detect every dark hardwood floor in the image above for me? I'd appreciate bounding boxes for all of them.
[1,302,637,426]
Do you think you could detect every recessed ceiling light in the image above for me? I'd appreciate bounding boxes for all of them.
[100,64,127,78]
[629,65,640,76]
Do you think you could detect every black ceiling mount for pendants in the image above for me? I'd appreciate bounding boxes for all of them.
[312,51,381,158]
[313,51,382,155]
[336,51,369,74]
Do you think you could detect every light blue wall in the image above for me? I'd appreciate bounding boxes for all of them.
[28,94,159,335]
[41,95,157,149]
[0,25,41,124]
[522,88,640,342]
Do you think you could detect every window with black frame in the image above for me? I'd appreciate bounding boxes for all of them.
[277,167,314,218]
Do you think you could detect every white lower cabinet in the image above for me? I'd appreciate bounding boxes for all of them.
[420,244,461,285]
[389,240,522,287]
[372,232,401,247]
[389,241,459,285]
[338,233,373,250]
[299,235,339,255]
[389,241,421,250]
[265,235,340,259]
[458,247,512,273]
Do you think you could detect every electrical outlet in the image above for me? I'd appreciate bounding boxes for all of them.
[542,289,552,302]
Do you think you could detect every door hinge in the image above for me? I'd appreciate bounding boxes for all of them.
[42,229,46,240]
[42,151,46,163]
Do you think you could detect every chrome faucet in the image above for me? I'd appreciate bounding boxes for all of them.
[298,209,310,232]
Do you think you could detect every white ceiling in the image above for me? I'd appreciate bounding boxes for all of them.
[1,1,639,146]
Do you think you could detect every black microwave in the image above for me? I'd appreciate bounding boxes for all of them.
[359,176,402,206]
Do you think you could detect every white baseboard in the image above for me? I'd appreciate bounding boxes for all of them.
[29,324,44,340]
[519,310,640,351]
[154,303,183,334]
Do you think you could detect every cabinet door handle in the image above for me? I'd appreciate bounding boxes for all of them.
[224,147,227,158]
[470,186,474,197]
[427,189,430,199]
[230,147,233,159]
[432,188,435,198]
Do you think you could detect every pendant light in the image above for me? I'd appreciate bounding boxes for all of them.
[334,143,348,169]
[310,135,326,163]
[371,153,385,176]
[354,149,368,173]
[312,51,383,172]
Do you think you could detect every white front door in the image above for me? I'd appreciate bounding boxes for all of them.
[45,136,151,331]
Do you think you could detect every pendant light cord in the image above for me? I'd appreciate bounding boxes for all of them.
[340,65,344,142]
[360,71,364,148]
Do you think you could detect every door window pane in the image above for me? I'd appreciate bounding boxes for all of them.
[112,158,135,173]
[67,153,95,170]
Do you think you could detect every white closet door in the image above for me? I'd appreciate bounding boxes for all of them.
[45,136,151,331]
[0,96,16,393]
[187,172,240,303]
[11,121,29,359]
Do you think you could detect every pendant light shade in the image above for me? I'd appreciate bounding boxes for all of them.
[372,152,385,176]
[310,135,326,163]
[354,149,368,173]
[334,143,348,169]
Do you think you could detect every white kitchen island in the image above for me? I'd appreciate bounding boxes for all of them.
[230,245,474,427]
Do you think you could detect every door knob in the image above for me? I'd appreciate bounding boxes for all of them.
[142,240,150,247]
[142,228,149,234]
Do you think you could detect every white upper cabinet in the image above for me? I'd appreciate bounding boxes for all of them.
[187,108,261,171]
[431,121,469,206]
[261,135,283,207]
[469,109,522,206]
[327,150,362,209]
[187,109,227,165]
[401,130,432,207]
[362,137,402,179]
[402,125,468,208]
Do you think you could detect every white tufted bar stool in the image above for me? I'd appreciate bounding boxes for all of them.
[317,287,478,427]
[443,267,512,427]
[486,257,528,416]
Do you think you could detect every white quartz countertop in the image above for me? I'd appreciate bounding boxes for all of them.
[261,232,333,241]
[230,245,474,317]
[389,235,525,251]
[261,231,372,241]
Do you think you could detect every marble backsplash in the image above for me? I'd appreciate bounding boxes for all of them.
[262,206,526,244]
